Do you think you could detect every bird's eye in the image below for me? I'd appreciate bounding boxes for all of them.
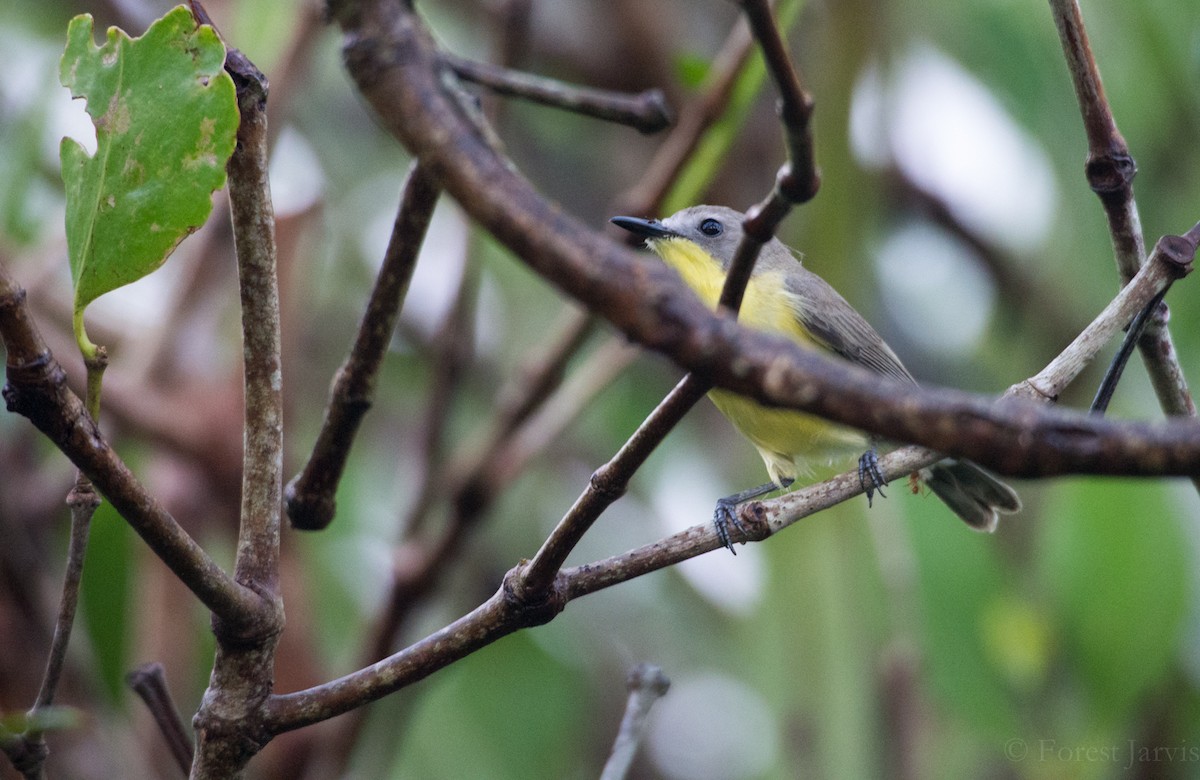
[699,218,723,236]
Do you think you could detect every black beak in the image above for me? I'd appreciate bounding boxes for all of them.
[610,215,676,239]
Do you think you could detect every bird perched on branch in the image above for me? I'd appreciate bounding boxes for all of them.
[611,205,1020,552]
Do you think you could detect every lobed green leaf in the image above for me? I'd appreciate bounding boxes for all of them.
[59,6,237,336]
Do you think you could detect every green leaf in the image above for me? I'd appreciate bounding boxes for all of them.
[59,6,237,355]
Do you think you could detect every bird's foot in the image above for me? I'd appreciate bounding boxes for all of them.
[712,479,793,555]
[713,497,747,556]
[858,449,888,507]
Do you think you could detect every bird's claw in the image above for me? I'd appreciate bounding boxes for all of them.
[858,449,888,507]
[713,498,747,556]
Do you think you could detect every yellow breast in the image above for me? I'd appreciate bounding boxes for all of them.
[650,236,864,484]
[650,236,815,345]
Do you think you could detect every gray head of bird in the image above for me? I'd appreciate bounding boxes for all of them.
[611,205,798,273]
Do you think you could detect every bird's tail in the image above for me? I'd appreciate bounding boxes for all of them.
[921,458,1022,533]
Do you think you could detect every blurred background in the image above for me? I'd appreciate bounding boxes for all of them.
[2,0,1200,777]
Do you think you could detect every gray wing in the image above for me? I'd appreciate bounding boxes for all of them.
[785,266,917,386]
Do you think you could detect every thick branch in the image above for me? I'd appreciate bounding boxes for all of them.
[0,268,265,627]
[329,0,1200,478]
[264,567,567,733]
[225,47,285,605]
[191,30,285,780]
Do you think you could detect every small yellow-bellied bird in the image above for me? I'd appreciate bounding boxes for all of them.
[612,205,1020,552]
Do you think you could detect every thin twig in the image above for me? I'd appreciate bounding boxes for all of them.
[31,478,98,711]
[401,256,480,539]
[518,374,710,598]
[127,663,194,777]
[473,337,639,492]
[264,567,567,733]
[720,0,820,309]
[1047,0,1198,458]
[285,163,441,530]
[1091,286,1170,415]
[443,53,671,134]
[1046,0,1141,276]
[1014,231,1193,404]
[482,308,597,451]
[12,477,100,779]
[738,0,819,203]
[600,664,670,780]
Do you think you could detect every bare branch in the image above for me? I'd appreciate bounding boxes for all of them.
[1091,287,1169,414]
[285,163,441,531]
[1047,0,1140,273]
[444,53,671,134]
[738,0,818,203]
[519,374,710,596]
[600,664,670,780]
[31,479,98,712]
[264,567,567,733]
[479,308,597,452]
[191,29,285,779]
[127,663,194,777]
[1015,232,1190,404]
[225,44,285,601]
[0,267,266,628]
[9,478,100,779]
[1047,0,1197,436]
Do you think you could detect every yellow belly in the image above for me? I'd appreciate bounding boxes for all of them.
[708,389,864,486]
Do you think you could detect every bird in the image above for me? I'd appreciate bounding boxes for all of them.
[611,205,1020,552]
